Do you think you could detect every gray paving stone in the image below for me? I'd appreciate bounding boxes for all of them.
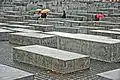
[8,32,57,48]
[13,45,90,73]
[0,64,34,80]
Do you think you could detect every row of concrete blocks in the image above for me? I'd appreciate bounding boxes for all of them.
[8,32,120,62]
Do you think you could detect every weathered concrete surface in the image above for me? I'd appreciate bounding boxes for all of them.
[7,21,29,25]
[0,64,34,80]
[13,45,90,73]
[8,33,57,48]
[97,69,120,80]
[90,30,120,39]
[45,32,120,62]
[0,28,13,41]
[6,24,33,29]
[2,27,42,33]
[29,24,55,32]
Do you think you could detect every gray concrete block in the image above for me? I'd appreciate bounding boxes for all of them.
[13,45,90,73]
[90,30,120,39]
[0,28,13,41]
[97,69,120,80]
[2,27,42,33]
[7,21,29,25]
[8,33,57,48]
[0,64,34,80]
[47,21,64,27]
[4,15,23,21]
[45,31,120,62]
[29,24,55,32]
[6,24,33,29]
[75,26,104,34]
[0,23,9,26]
[55,26,81,33]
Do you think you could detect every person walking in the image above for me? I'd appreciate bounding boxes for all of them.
[62,10,66,18]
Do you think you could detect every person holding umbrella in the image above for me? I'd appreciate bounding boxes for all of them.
[40,9,50,18]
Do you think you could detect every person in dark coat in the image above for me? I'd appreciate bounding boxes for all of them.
[62,10,66,18]
[41,13,47,18]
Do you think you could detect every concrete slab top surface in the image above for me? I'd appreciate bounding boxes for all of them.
[97,69,120,80]
[5,28,42,33]
[91,30,120,35]
[96,24,120,27]
[0,64,34,80]
[110,28,120,31]
[10,32,56,38]
[7,25,33,28]
[75,26,104,29]
[55,26,80,29]
[4,15,22,18]
[87,21,120,25]
[7,21,28,24]
[62,20,86,23]
[99,8,118,10]
[0,28,13,32]
[0,23,9,26]
[4,11,19,13]
[45,31,120,44]
[48,21,64,24]
[29,24,54,27]
[14,45,88,61]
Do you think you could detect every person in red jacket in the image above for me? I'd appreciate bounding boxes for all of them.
[95,13,105,21]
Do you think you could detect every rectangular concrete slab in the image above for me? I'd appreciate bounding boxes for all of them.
[45,31,120,62]
[6,24,33,29]
[13,45,90,73]
[97,69,120,80]
[9,32,57,48]
[7,21,29,25]
[29,24,55,31]
[0,28,13,41]
[55,26,81,33]
[0,23,9,26]
[110,28,120,32]
[0,64,34,80]
[90,30,120,39]
[75,26,104,34]
[2,27,42,33]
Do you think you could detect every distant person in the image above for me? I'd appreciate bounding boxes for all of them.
[95,13,105,21]
[62,10,66,18]
[94,13,105,26]
[41,13,47,18]
[40,9,50,18]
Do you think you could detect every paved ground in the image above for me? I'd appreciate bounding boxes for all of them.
[0,41,120,80]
